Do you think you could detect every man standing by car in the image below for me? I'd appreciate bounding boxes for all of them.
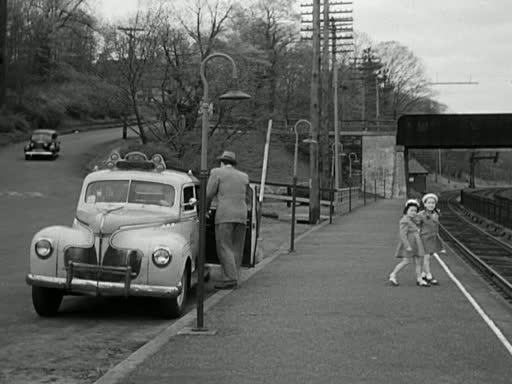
[206,150,249,289]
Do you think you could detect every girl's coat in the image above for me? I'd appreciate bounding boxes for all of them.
[417,210,445,254]
[394,215,425,258]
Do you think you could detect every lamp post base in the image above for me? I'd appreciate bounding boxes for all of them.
[178,327,218,336]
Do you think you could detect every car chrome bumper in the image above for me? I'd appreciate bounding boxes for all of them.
[25,151,54,156]
[26,273,182,298]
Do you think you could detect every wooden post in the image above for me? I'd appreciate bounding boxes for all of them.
[258,119,273,226]
[363,179,366,206]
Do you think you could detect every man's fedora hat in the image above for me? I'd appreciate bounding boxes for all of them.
[217,150,237,164]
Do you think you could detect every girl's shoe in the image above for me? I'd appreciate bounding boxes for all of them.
[417,279,430,287]
[389,275,399,286]
[425,276,439,285]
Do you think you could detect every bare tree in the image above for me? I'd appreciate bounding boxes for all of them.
[178,0,234,59]
[228,0,299,117]
[98,8,165,144]
[374,41,432,117]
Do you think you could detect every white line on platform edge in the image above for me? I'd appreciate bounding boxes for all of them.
[435,253,512,357]
[93,219,330,384]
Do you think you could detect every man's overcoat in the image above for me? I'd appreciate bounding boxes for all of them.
[206,166,249,224]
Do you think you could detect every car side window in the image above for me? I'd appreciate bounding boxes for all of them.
[183,186,196,212]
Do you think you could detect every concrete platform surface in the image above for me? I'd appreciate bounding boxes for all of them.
[102,199,512,384]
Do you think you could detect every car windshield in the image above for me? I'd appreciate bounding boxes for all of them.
[31,133,52,142]
[85,180,175,207]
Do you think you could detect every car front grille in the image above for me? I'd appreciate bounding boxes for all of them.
[32,142,47,150]
[64,246,98,280]
[64,240,142,283]
[99,247,143,282]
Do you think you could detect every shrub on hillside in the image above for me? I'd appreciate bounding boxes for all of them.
[14,90,67,129]
[4,65,128,134]
[0,110,30,133]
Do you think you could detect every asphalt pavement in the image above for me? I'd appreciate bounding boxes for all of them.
[97,198,512,384]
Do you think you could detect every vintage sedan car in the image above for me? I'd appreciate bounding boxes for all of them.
[24,129,60,160]
[26,151,258,318]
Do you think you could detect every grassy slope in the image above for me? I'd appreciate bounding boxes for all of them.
[86,129,310,186]
[219,130,310,184]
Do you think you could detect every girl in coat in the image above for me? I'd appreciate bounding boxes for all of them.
[417,193,445,285]
[389,199,428,287]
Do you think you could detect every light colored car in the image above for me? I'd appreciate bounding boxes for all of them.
[26,151,258,318]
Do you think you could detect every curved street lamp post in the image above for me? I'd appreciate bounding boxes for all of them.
[196,53,251,332]
[290,119,316,252]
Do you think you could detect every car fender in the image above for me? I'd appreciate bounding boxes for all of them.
[111,226,191,286]
[30,224,94,277]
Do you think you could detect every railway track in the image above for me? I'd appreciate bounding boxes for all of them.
[438,191,512,300]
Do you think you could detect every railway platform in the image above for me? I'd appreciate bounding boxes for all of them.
[97,198,512,384]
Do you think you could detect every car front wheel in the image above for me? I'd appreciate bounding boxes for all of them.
[160,264,190,319]
[32,286,63,317]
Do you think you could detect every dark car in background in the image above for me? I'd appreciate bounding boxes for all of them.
[24,129,60,160]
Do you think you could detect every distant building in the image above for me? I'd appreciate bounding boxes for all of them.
[408,158,429,195]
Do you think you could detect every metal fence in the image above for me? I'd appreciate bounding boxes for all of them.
[253,179,382,217]
[461,190,512,229]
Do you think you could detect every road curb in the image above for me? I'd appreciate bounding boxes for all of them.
[93,219,331,384]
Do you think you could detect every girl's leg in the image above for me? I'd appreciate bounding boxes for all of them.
[389,258,409,285]
[422,253,432,278]
[424,253,439,285]
[415,257,429,286]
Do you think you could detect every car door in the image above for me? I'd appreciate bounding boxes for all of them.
[180,184,199,262]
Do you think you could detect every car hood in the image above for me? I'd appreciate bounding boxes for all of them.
[76,207,178,235]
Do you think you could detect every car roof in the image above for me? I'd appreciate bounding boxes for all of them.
[32,129,57,135]
[84,169,198,186]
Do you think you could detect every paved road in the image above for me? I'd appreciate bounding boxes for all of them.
[0,129,184,384]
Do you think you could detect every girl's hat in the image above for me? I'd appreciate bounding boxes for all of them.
[422,193,438,204]
[405,198,420,207]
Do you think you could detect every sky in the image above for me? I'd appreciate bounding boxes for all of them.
[354,0,512,113]
[95,0,512,114]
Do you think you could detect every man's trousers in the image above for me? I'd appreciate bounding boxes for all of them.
[215,222,247,282]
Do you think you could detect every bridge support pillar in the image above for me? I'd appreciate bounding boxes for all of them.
[392,145,407,198]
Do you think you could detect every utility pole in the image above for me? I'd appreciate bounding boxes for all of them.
[428,79,479,184]
[320,0,330,191]
[117,26,145,141]
[117,26,145,66]
[0,0,7,109]
[309,0,321,224]
[331,18,340,190]
[301,1,354,217]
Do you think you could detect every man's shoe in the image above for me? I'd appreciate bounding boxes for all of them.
[214,281,238,290]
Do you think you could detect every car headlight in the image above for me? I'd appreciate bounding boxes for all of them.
[152,247,172,267]
[35,239,53,259]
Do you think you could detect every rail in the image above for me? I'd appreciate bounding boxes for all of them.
[439,193,512,299]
